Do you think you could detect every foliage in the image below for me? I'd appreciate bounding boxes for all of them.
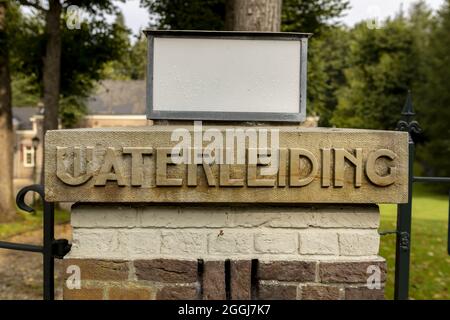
[11,3,129,126]
[142,0,226,30]
[414,0,450,178]
[142,0,349,33]
[103,14,147,80]
[307,27,350,125]
[331,17,420,130]
[281,0,350,34]
[327,1,449,181]
[2,2,39,107]
[11,74,40,107]
[59,95,87,128]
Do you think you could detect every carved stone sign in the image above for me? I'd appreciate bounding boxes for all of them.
[44,126,408,203]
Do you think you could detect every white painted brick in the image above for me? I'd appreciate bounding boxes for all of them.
[71,205,138,228]
[254,232,298,254]
[310,206,379,229]
[299,231,339,255]
[227,208,310,228]
[208,231,253,254]
[140,206,312,229]
[73,205,379,230]
[69,228,124,259]
[69,204,381,260]
[338,230,380,256]
[140,206,228,228]
[161,230,207,255]
[267,213,312,228]
[118,229,161,258]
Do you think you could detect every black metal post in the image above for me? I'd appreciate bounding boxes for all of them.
[43,200,55,301]
[448,190,450,256]
[394,138,414,300]
[394,91,421,300]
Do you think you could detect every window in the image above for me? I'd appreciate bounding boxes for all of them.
[23,145,35,167]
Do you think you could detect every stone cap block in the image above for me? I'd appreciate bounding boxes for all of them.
[45,126,408,203]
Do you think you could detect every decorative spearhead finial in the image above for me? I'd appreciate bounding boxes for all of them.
[396,90,422,134]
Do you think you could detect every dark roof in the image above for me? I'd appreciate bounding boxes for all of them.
[86,80,146,115]
[12,81,145,130]
[12,107,39,130]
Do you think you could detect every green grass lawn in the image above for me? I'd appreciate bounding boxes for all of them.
[379,184,450,300]
[0,206,69,240]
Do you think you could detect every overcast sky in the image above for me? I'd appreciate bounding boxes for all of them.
[115,0,445,36]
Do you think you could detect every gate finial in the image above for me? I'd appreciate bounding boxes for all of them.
[396,90,422,134]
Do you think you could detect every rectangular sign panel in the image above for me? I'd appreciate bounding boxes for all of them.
[45,126,408,204]
[146,31,309,122]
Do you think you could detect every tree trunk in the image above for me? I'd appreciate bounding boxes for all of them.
[41,0,62,184]
[0,1,16,222]
[43,0,61,134]
[225,0,282,31]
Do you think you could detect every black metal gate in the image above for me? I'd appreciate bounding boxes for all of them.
[393,91,450,300]
[0,184,71,300]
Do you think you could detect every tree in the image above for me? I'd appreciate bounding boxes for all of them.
[142,0,349,32]
[307,26,350,126]
[279,0,351,124]
[281,0,349,34]
[225,0,282,31]
[143,0,226,30]
[103,15,147,81]
[415,0,450,178]
[13,1,128,185]
[13,4,128,123]
[17,0,122,133]
[0,0,15,221]
[331,16,420,130]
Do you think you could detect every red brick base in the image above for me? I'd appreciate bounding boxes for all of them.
[63,259,386,300]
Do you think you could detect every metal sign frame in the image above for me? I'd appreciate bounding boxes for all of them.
[144,30,311,122]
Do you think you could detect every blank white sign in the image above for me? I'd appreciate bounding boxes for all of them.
[152,37,302,115]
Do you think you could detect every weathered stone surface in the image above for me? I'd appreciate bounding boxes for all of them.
[208,231,253,255]
[230,260,252,300]
[64,259,129,281]
[45,126,408,204]
[161,231,207,255]
[310,205,380,229]
[69,229,125,259]
[254,232,298,254]
[258,282,297,300]
[299,231,339,255]
[118,229,161,257]
[258,261,316,282]
[134,259,198,283]
[345,286,385,300]
[338,231,380,256]
[300,285,343,300]
[157,285,199,300]
[72,204,380,229]
[64,287,104,300]
[203,261,226,300]
[319,261,387,283]
[71,204,138,228]
[108,287,152,300]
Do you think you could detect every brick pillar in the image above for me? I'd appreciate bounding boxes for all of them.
[63,204,386,300]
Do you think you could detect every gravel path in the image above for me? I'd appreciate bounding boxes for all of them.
[0,224,72,300]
